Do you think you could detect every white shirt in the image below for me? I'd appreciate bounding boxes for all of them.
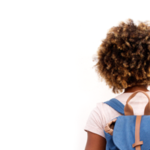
[84,91,150,138]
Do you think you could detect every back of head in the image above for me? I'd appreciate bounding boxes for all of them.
[93,18,150,94]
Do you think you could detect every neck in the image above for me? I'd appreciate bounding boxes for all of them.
[124,85,149,93]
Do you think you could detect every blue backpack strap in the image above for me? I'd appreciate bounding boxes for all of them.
[104,98,125,115]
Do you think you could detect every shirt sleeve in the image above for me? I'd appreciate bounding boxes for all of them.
[84,102,106,138]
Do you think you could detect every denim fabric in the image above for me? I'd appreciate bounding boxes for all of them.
[104,129,119,150]
[104,98,125,115]
[104,98,150,150]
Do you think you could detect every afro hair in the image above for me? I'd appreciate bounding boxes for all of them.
[92,18,150,94]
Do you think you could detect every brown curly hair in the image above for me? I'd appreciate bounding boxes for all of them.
[92,18,150,94]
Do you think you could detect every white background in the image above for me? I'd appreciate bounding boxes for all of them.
[0,0,150,150]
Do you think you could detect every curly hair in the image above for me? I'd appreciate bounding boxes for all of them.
[92,18,150,94]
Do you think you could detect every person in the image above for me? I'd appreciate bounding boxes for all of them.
[84,18,150,150]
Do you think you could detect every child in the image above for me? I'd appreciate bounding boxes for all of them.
[84,18,150,150]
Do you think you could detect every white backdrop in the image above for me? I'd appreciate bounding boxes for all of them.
[0,0,150,150]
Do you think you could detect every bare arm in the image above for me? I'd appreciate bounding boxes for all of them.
[84,130,106,150]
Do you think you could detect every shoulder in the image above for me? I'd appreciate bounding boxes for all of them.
[86,101,118,127]
[84,102,107,138]
[96,101,120,116]
[94,102,112,117]
[93,99,124,124]
[84,101,119,138]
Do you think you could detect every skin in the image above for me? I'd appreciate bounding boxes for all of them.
[84,84,149,150]
[123,85,149,93]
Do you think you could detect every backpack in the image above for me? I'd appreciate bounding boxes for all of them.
[103,90,150,150]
